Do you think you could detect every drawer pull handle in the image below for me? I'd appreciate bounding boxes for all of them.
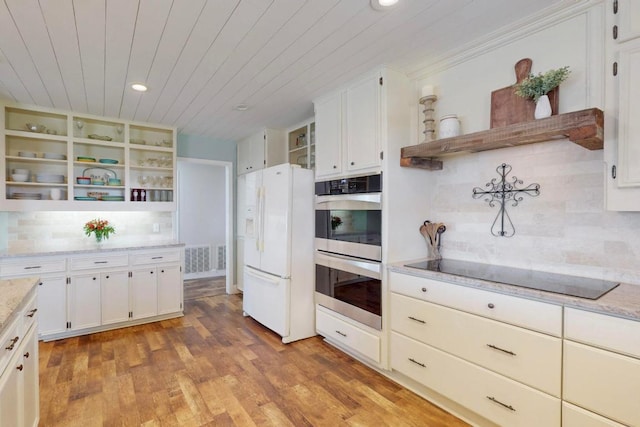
[421,287,427,293]
[408,358,426,368]
[151,256,163,259]
[5,336,19,351]
[487,303,495,309]
[408,316,426,324]
[487,344,516,356]
[335,330,347,337]
[16,364,24,372]
[26,308,38,318]
[486,396,515,412]
[23,266,41,270]
[94,261,109,264]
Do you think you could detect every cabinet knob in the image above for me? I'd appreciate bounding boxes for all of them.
[24,351,30,359]
[488,303,495,309]
[93,277,97,281]
[106,275,110,279]
[150,271,154,274]
[332,165,337,169]
[161,269,165,273]
[16,364,23,372]
[38,282,43,286]
[350,161,355,166]
[421,287,427,293]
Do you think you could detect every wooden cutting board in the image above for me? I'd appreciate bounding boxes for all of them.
[490,58,559,128]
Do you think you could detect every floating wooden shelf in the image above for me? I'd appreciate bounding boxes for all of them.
[400,108,604,170]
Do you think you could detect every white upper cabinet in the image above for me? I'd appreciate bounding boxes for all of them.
[1,101,176,211]
[614,0,640,42]
[605,2,640,210]
[236,128,286,175]
[314,71,382,180]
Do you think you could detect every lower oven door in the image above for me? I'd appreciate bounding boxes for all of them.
[315,251,382,330]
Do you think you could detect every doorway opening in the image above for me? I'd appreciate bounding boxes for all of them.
[177,157,234,296]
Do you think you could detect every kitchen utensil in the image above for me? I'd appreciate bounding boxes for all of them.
[36,174,64,183]
[11,173,29,182]
[107,178,121,186]
[490,58,559,128]
[25,123,46,133]
[18,151,37,158]
[43,152,66,160]
[102,195,124,201]
[99,158,118,164]
[11,192,41,200]
[76,177,91,185]
[77,156,96,162]
[88,134,112,141]
[74,196,97,201]
[12,168,29,175]
[50,188,62,200]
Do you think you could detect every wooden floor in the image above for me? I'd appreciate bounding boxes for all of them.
[183,277,227,301]
[38,294,469,426]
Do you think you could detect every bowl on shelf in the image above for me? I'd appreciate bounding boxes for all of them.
[12,168,29,175]
[36,174,64,183]
[43,152,66,160]
[99,158,119,164]
[25,123,46,133]
[11,173,29,182]
[107,178,121,186]
[18,151,37,158]
[77,156,96,162]
[76,177,91,185]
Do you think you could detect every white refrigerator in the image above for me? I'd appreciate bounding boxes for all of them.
[243,163,315,343]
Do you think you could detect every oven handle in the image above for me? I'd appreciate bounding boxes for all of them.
[316,251,381,280]
[315,193,381,210]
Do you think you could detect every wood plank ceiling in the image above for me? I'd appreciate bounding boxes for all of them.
[0,0,564,142]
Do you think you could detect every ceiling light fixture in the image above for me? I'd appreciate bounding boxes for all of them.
[370,0,399,11]
[235,104,249,111]
[131,83,148,92]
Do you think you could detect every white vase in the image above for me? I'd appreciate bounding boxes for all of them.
[438,114,461,139]
[534,95,552,119]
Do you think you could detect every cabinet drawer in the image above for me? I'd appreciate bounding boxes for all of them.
[69,253,128,271]
[21,292,38,335]
[0,317,21,377]
[316,306,380,363]
[389,271,562,336]
[130,250,181,266]
[390,293,561,396]
[390,332,560,427]
[0,257,66,277]
[563,341,640,426]
[562,402,626,427]
[565,307,640,358]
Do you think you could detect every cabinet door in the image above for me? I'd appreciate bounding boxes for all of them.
[0,352,20,427]
[21,328,39,427]
[314,92,343,179]
[249,131,266,172]
[130,269,158,319]
[157,265,182,315]
[615,0,640,42]
[616,39,640,187]
[37,276,67,337]
[345,74,380,173]
[69,274,101,330]
[100,271,130,325]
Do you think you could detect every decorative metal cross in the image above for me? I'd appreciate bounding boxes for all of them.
[472,163,540,237]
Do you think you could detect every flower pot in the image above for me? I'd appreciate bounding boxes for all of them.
[535,95,552,119]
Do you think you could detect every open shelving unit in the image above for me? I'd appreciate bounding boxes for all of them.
[400,108,604,170]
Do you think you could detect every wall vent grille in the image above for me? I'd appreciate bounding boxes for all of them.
[184,246,211,274]
[216,245,226,270]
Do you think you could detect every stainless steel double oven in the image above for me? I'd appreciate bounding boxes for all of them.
[314,174,382,330]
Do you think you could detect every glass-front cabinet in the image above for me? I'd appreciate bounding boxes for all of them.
[287,120,315,169]
[1,102,176,210]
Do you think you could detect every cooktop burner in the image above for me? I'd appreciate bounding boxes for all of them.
[404,259,619,300]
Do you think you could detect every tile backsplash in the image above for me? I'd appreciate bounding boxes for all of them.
[1,211,174,253]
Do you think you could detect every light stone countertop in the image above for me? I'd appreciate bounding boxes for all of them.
[0,241,185,260]
[0,277,38,332]
[389,260,640,322]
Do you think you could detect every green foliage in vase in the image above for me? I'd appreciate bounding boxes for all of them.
[514,66,571,102]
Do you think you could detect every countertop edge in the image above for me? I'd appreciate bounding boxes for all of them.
[0,242,185,259]
[0,277,38,332]
[388,261,640,322]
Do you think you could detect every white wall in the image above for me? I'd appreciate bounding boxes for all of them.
[395,3,640,285]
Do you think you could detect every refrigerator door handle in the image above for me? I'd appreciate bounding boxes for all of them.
[245,266,282,282]
[259,186,266,253]
[255,186,262,251]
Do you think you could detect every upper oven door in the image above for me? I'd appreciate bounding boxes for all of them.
[315,193,382,261]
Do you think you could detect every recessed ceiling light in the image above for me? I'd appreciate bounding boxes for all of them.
[235,104,249,111]
[131,83,148,92]
[370,0,399,10]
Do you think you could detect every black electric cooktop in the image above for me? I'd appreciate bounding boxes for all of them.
[404,259,619,300]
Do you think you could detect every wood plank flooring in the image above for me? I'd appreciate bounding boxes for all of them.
[38,294,469,426]
[183,277,227,301]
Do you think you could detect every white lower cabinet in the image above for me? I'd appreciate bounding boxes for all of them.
[130,268,158,320]
[69,273,102,330]
[391,332,560,427]
[100,271,130,325]
[0,246,184,340]
[0,290,39,427]
[36,276,67,336]
[563,307,640,427]
[562,402,626,427]
[316,305,381,363]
